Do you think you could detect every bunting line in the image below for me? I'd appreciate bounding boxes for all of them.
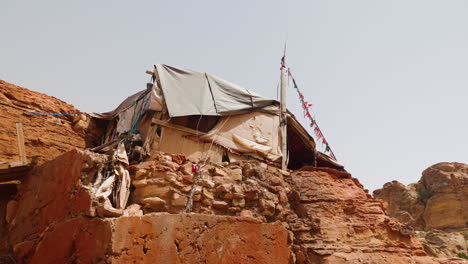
[287,68,338,161]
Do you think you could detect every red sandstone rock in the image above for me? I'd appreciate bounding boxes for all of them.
[374,162,468,259]
[24,214,289,264]
[5,200,17,224]
[288,167,465,264]
[0,80,104,165]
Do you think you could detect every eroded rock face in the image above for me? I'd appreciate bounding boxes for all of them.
[288,167,439,264]
[374,162,468,259]
[7,149,108,248]
[3,145,467,263]
[416,230,467,259]
[375,162,468,231]
[27,214,289,264]
[421,163,468,230]
[0,80,105,165]
[373,181,425,229]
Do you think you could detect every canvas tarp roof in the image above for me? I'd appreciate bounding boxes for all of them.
[156,64,276,117]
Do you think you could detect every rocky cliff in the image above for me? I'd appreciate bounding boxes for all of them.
[374,162,468,259]
[1,82,466,263]
[3,150,465,263]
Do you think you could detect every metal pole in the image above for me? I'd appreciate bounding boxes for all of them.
[280,62,288,170]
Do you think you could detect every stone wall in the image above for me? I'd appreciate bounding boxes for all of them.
[129,153,291,221]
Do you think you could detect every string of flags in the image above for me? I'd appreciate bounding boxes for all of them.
[287,69,338,161]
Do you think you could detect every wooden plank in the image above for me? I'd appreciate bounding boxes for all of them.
[15,122,27,165]
[151,118,206,136]
[146,69,160,82]
[158,127,222,163]
[0,164,10,170]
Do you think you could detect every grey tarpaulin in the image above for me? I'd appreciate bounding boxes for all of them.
[156,64,276,117]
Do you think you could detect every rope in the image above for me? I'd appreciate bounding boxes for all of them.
[24,111,87,116]
[288,68,338,161]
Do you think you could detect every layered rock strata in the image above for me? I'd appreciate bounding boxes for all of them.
[0,80,104,165]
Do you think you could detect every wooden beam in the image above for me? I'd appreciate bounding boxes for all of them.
[151,118,206,136]
[15,123,27,165]
[146,68,160,82]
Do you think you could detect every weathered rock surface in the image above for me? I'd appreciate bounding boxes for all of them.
[372,180,426,229]
[27,214,289,264]
[421,163,468,231]
[416,230,467,259]
[7,149,108,248]
[287,167,454,264]
[3,150,466,263]
[0,80,104,165]
[374,162,468,259]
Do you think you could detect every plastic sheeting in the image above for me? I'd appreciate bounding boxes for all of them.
[156,64,276,117]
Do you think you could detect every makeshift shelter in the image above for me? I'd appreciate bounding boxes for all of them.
[92,64,343,170]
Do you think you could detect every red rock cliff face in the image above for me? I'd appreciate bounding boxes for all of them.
[4,150,465,264]
[287,167,460,264]
[374,162,468,259]
[0,80,104,165]
[5,150,291,264]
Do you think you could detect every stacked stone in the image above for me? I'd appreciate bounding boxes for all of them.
[128,153,292,221]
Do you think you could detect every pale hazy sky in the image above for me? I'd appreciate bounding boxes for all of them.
[2,1,467,191]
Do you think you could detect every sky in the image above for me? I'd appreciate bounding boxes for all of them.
[1,1,467,191]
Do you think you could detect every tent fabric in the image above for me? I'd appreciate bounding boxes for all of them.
[200,111,282,161]
[156,64,276,117]
[158,126,224,163]
[91,83,164,120]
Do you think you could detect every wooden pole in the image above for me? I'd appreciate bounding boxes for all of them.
[280,62,288,170]
[15,122,27,165]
